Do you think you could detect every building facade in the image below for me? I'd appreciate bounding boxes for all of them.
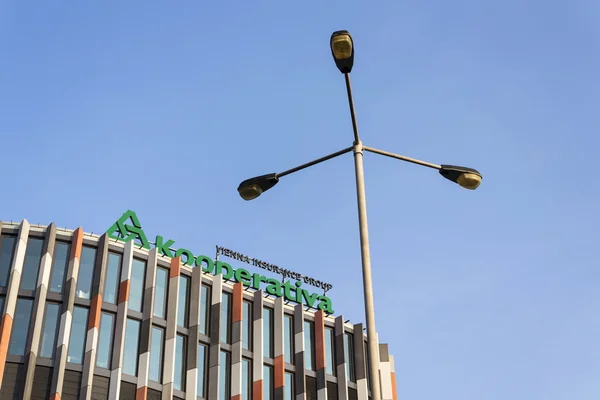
[0,219,397,400]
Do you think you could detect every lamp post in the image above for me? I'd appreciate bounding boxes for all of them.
[237,30,482,400]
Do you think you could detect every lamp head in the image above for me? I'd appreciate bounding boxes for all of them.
[439,165,482,190]
[330,30,354,73]
[237,173,279,200]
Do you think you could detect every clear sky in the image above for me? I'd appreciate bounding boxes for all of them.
[1,1,598,399]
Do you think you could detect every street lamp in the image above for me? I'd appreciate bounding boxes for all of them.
[237,30,482,400]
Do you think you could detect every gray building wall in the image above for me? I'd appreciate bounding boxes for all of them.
[0,220,398,400]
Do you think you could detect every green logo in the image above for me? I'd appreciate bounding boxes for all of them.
[106,210,333,313]
[106,210,151,249]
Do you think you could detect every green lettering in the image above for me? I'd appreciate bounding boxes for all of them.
[234,268,252,286]
[295,281,303,302]
[282,281,297,302]
[155,236,175,258]
[252,273,269,290]
[265,279,283,297]
[195,255,214,273]
[175,248,195,266]
[302,289,320,308]
[215,261,234,280]
[317,296,334,314]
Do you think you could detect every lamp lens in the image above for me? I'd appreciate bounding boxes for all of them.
[457,173,482,190]
[239,184,262,200]
[331,35,353,59]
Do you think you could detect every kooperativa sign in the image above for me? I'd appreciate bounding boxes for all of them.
[106,210,334,313]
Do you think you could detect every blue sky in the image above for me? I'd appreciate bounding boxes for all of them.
[1,1,598,399]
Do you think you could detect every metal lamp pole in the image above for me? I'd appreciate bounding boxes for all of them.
[236,30,483,400]
[345,71,382,400]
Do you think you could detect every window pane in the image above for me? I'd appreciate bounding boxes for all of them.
[284,315,293,364]
[284,372,294,400]
[39,303,60,358]
[67,307,89,363]
[242,301,252,351]
[96,313,115,368]
[263,308,273,358]
[123,319,141,375]
[199,284,210,335]
[76,247,96,299]
[153,268,168,319]
[325,327,335,375]
[0,236,16,287]
[219,351,231,400]
[242,358,252,400]
[0,296,4,314]
[8,298,33,355]
[149,327,164,382]
[304,321,314,370]
[49,242,70,293]
[197,344,207,397]
[365,341,371,390]
[103,253,121,304]
[177,276,189,327]
[128,259,146,312]
[220,292,231,344]
[344,333,355,382]
[20,238,44,290]
[174,335,186,391]
[263,365,273,400]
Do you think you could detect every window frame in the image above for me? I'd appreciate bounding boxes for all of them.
[153,267,169,319]
[66,305,90,365]
[75,245,97,300]
[48,241,71,294]
[102,252,122,304]
[95,311,116,370]
[122,317,142,377]
[38,301,61,359]
[263,307,275,359]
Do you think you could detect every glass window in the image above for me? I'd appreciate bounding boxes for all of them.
[153,268,168,319]
[344,333,355,382]
[263,308,274,358]
[284,315,294,364]
[220,292,231,344]
[0,236,16,287]
[8,298,33,355]
[67,306,89,363]
[128,259,146,312]
[76,246,96,299]
[103,253,121,304]
[39,303,60,358]
[123,318,141,375]
[199,284,210,335]
[365,341,371,390]
[242,358,252,400]
[242,301,252,351]
[304,321,315,370]
[325,327,335,375]
[177,276,189,327]
[219,351,231,400]
[263,365,273,400]
[49,242,70,293]
[20,238,44,291]
[197,343,207,397]
[149,327,164,383]
[0,296,4,314]
[284,372,294,400]
[174,335,186,391]
[96,313,115,369]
